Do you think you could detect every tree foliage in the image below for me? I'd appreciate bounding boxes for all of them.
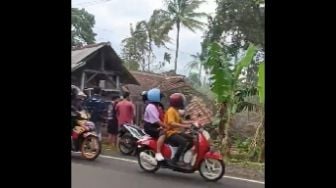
[200,0,264,87]
[187,72,202,87]
[71,8,97,47]
[202,0,264,48]
[121,11,172,71]
[153,0,207,73]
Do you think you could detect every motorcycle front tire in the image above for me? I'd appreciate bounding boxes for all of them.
[118,133,136,155]
[80,135,101,161]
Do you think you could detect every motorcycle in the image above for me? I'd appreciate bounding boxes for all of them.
[71,110,101,161]
[118,123,148,155]
[136,123,225,182]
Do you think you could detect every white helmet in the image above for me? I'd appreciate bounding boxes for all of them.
[77,91,87,98]
[71,85,87,98]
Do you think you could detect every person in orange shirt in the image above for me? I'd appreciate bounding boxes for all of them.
[164,93,196,167]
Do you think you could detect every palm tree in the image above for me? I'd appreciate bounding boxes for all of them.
[136,11,171,71]
[133,23,149,71]
[155,0,207,73]
[121,23,149,71]
[186,52,213,86]
[186,53,202,82]
[187,72,202,87]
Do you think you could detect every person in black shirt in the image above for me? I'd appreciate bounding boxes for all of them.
[105,96,121,149]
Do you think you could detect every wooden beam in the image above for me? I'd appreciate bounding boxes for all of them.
[116,76,120,90]
[80,71,86,90]
[105,74,116,85]
[83,69,122,90]
[85,72,98,84]
[101,89,121,92]
[101,51,105,71]
[84,69,118,76]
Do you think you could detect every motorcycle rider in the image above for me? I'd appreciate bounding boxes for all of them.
[141,91,148,102]
[71,85,93,140]
[71,86,86,126]
[143,88,166,161]
[164,93,196,167]
[71,86,80,131]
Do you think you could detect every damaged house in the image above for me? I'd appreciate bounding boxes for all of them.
[71,42,139,97]
[125,71,215,126]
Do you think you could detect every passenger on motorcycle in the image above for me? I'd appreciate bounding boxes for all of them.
[164,93,196,167]
[143,88,166,161]
[71,86,86,125]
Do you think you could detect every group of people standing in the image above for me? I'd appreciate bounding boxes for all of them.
[71,86,135,150]
[104,90,135,150]
[86,87,135,149]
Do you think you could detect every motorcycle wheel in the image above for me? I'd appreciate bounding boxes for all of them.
[137,148,159,173]
[80,135,101,161]
[118,133,135,155]
[199,159,225,182]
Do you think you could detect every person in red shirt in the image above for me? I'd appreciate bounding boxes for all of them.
[115,92,135,126]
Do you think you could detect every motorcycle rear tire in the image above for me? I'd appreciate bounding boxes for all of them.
[119,133,135,155]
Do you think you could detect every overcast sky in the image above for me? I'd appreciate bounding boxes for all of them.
[72,0,217,75]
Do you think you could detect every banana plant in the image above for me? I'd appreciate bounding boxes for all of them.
[204,42,257,156]
[257,62,265,161]
[246,62,265,162]
[257,62,265,105]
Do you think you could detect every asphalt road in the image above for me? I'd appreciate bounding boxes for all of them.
[72,155,264,188]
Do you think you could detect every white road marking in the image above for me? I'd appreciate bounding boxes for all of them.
[72,152,264,184]
[221,175,265,184]
[100,154,138,164]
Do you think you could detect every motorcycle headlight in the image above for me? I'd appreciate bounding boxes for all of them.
[202,130,210,141]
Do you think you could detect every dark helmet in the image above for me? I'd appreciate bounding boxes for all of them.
[141,91,148,102]
[169,93,186,109]
[71,85,79,99]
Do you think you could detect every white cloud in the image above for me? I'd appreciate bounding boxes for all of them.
[72,0,217,75]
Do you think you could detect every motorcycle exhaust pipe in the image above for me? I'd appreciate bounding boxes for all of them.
[140,152,158,166]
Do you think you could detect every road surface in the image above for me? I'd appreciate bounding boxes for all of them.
[72,154,264,188]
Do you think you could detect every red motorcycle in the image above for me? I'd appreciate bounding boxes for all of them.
[71,111,101,161]
[136,123,225,182]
